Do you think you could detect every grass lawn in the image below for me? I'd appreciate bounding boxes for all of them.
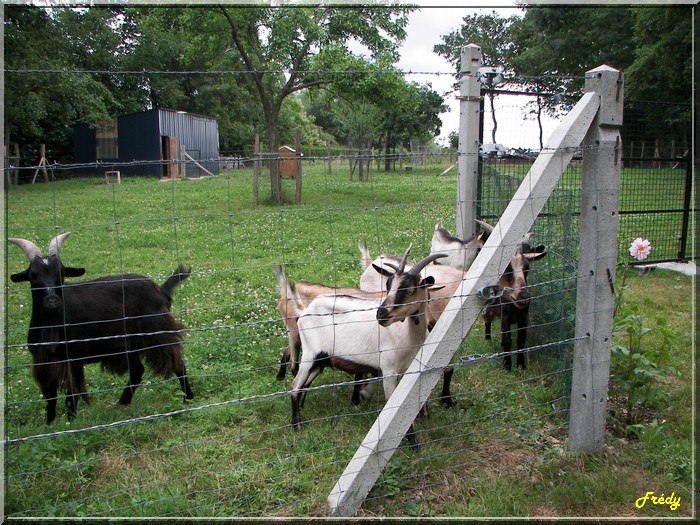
[3,160,694,518]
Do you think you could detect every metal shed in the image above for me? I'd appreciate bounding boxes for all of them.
[73,109,220,178]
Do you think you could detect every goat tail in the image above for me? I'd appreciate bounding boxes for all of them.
[358,240,372,271]
[273,265,303,319]
[161,264,191,301]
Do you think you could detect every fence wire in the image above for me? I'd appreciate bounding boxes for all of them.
[4,86,693,517]
[4,144,585,518]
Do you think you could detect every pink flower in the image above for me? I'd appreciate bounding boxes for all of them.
[629,238,652,261]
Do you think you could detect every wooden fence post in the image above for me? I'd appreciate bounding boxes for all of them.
[253,133,260,207]
[295,128,302,204]
[456,44,482,240]
[569,65,623,452]
[31,144,50,184]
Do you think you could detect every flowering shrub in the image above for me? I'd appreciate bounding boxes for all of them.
[609,238,679,430]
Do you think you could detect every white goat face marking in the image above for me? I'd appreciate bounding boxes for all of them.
[378,274,422,326]
[501,253,530,307]
[40,257,50,266]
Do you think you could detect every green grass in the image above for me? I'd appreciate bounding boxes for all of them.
[3,160,694,518]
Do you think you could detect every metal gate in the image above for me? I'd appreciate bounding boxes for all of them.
[619,154,694,264]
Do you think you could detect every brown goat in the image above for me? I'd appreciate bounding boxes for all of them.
[483,238,547,371]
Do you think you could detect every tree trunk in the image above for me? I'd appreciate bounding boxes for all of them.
[489,92,497,144]
[537,96,544,150]
[266,116,282,205]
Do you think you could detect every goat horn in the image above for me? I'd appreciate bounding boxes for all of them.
[48,232,71,257]
[475,219,495,233]
[396,243,413,274]
[409,252,448,276]
[8,238,43,261]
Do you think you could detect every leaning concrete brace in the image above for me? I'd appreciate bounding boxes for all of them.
[327,90,601,517]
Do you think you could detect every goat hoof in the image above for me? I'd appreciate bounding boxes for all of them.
[441,396,456,408]
[408,440,421,453]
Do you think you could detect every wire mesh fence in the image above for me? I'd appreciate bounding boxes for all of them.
[4,145,580,518]
[3,72,693,518]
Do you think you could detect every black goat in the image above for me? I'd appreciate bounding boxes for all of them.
[9,233,194,424]
[483,237,547,371]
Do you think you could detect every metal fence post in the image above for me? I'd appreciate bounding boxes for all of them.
[456,44,482,240]
[569,65,624,452]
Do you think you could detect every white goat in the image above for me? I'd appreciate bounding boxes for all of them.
[357,219,494,407]
[273,269,382,381]
[430,220,493,271]
[287,246,445,450]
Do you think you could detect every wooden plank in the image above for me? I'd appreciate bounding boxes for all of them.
[184,152,214,177]
[327,90,601,518]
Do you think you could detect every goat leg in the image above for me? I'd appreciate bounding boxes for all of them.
[277,346,290,380]
[176,365,194,400]
[118,354,145,405]
[440,366,456,407]
[515,319,528,370]
[65,363,88,420]
[40,379,59,425]
[502,329,513,372]
[405,423,421,452]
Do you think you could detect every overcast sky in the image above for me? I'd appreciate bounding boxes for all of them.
[396,5,558,150]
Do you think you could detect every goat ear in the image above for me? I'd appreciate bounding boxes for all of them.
[372,263,394,277]
[10,269,30,283]
[524,251,547,261]
[478,229,490,244]
[421,275,436,288]
[64,266,86,278]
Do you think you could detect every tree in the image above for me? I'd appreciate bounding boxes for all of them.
[434,6,692,150]
[215,6,414,203]
[623,6,692,148]
[511,6,636,94]
[433,10,522,74]
[3,7,123,168]
[124,7,265,155]
[304,58,447,172]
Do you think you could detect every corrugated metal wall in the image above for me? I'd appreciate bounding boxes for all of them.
[159,110,220,178]
[72,109,220,178]
[119,110,162,177]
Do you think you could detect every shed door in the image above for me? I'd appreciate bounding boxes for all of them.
[161,135,180,179]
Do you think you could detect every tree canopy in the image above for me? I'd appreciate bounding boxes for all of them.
[4,5,691,185]
[434,5,692,148]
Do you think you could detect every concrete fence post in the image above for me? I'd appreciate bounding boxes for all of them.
[456,44,482,240]
[569,65,624,452]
